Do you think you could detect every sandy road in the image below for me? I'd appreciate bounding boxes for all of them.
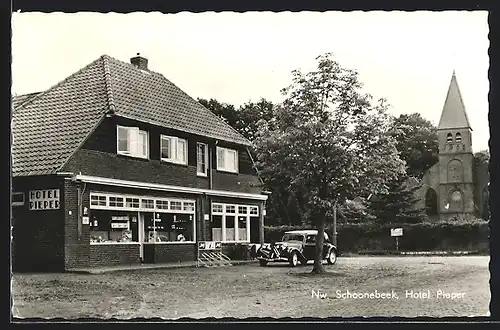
[12,256,490,319]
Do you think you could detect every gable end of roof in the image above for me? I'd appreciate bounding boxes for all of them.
[102,55,116,114]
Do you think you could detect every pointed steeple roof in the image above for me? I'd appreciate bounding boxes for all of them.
[438,71,472,130]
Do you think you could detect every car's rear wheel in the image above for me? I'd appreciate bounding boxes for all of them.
[289,251,299,267]
[259,260,268,267]
[327,249,337,265]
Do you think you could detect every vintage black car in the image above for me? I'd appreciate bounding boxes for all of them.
[254,230,338,267]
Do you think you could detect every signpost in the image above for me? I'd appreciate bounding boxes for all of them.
[391,228,403,251]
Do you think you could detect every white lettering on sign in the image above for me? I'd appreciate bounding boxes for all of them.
[391,228,403,237]
[111,223,129,229]
[29,189,60,211]
[198,241,222,250]
[111,216,129,221]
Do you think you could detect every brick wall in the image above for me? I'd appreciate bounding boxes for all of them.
[63,179,91,270]
[63,116,263,194]
[11,175,65,272]
[90,244,141,266]
[144,243,196,263]
[439,153,475,184]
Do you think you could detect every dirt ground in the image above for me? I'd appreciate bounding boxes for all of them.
[11,256,490,320]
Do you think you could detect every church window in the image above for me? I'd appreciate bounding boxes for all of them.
[449,190,464,212]
[455,133,462,143]
[425,188,438,216]
[447,159,464,182]
[450,190,462,202]
[446,133,453,143]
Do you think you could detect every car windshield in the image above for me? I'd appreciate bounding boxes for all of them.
[282,234,305,242]
[306,235,316,243]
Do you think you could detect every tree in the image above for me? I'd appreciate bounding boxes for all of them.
[235,98,275,142]
[198,97,275,143]
[337,198,374,224]
[254,53,406,274]
[367,175,426,224]
[197,98,239,128]
[389,113,439,180]
[474,150,490,220]
[474,149,490,166]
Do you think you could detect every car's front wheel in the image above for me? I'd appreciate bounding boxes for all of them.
[259,260,268,267]
[327,249,337,265]
[289,251,299,267]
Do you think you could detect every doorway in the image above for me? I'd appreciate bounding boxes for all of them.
[138,212,150,261]
[250,216,260,243]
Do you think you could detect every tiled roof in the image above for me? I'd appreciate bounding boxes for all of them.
[438,72,472,130]
[12,55,251,177]
[105,56,251,147]
[12,58,109,176]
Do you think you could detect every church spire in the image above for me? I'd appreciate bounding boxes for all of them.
[438,71,472,131]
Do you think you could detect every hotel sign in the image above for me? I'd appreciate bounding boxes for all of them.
[29,189,60,211]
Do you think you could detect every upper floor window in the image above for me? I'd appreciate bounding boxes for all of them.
[197,142,208,176]
[161,135,187,165]
[117,125,148,159]
[216,147,238,173]
[455,132,462,143]
[446,133,453,143]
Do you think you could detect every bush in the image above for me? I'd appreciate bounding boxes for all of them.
[221,243,251,260]
[264,218,489,253]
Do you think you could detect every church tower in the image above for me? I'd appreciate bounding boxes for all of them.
[437,71,475,219]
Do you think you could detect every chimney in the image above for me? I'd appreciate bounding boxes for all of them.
[130,53,148,70]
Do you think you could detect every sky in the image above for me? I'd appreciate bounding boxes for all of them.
[11,11,490,152]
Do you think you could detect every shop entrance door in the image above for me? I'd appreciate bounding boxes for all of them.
[138,213,146,261]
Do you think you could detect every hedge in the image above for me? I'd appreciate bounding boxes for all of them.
[263,220,490,253]
[221,243,251,260]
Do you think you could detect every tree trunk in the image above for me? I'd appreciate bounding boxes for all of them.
[311,211,327,274]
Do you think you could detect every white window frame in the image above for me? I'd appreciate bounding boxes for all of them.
[90,194,107,207]
[161,135,188,165]
[117,125,149,159]
[216,147,239,173]
[196,142,209,177]
[211,202,258,243]
[12,192,25,207]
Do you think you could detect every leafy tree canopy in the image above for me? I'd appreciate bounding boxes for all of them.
[254,53,406,273]
[389,113,439,180]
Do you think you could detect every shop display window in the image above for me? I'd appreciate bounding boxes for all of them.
[212,215,223,241]
[238,216,247,241]
[90,210,139,243]
[144,212,194,243]
[225,215,235,241]
[210,202,258,243]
